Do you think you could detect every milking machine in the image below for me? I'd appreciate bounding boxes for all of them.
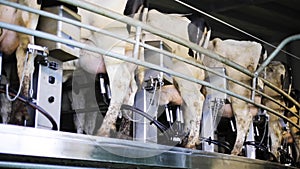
[28,44,62,129]
[251,109,296,165]
[201,67,234,152]
[245,110,271,160]
[97,73,111,106]
[133,40,185,144]
[32,4,80,130]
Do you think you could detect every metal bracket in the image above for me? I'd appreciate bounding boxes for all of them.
[27,44,49,56]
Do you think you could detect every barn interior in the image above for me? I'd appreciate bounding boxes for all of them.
[148,0,300,95]
[0,0,300,168]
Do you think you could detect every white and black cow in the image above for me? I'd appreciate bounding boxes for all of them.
[68,0,211,149]
[263,61,300,164]
[125,1,211,148]
[202,38,266,155]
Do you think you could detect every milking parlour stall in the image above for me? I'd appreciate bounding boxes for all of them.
[0,0,300,168]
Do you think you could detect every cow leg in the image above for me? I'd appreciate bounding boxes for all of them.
[84,80,101,135]
[96,60,136,137]
[269,115,282,159]
[0,93,11,124]
[84,109,98,135]
[230,98,252,155]
[0,72,11,124]
[67,89,86,134]
[119,69,138,138]
[172,61,204,149]
[13,5,40,124]
[264,99,285,160]
[12,35,33,124]
[175,79,204,149]
[15,1,40,100]
[182,87,204,149]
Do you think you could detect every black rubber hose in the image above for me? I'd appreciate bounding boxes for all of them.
[0,85,58,130]
[244,141,268,151]
[202,137,231,151]
[121,104,171,139]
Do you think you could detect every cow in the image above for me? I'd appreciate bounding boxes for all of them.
[67,0,211,149]
[74,0,138,138]
[263,62,300,164]
[129,6,211,148]
[262,61,287,160]
[64,66,100,135]
[202,38,265,155]
[0,0,41,124]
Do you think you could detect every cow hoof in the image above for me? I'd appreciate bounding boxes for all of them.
[96,126,118,138]
[185,140,198,149]
[185,143,196,149]
[96,129,110,137]
[231,149,240,155]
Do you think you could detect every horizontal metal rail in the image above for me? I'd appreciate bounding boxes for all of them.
[255,35,300,109]
[56,0,300,114]
[57,0,300,127]
[0,0,299,129]
[57,0,255,77]
[1,21,299,131]
[1,0,297,112]
[0,0,253,94]
[0,0,265,106]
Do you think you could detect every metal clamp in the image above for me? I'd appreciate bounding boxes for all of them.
[27,44,49,56]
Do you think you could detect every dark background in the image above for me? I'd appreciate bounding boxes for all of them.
[147,0,300,92]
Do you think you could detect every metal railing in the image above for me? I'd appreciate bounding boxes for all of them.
[0,0,299,130]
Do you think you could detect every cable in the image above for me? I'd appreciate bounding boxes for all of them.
[120,104,171,139]
[200,136,231,151]
[145,79,158,114]
[0,85,58,130]
[6,51,29,101]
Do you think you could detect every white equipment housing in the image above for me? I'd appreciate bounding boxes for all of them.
[201,67,228,152]
[133,40,172,143]
[36,5,81,61]
[34,56,62,130]
[34,5,81,130]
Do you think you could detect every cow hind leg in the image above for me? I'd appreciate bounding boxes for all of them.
[96,61,135,137]
[173,78,204,149]
[0,73,11,124]
[117,71,138,138]
[11,38,33,125]
[171,60,205,149]
[269,118,282,160]
[230,99,252,155]
[67,89,86,134]
[0,93,11,124]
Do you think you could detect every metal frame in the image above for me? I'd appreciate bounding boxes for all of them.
[0,1,298,128]
[0,0,299,167]
[0,124,294,169]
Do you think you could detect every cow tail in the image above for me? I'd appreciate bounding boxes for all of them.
[200,24,211,62]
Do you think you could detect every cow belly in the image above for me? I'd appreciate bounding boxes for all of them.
[0,30,19,55]
[79,40,106,75]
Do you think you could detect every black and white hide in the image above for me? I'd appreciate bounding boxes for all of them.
[202,38,265,155]
[133,8,211,148]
